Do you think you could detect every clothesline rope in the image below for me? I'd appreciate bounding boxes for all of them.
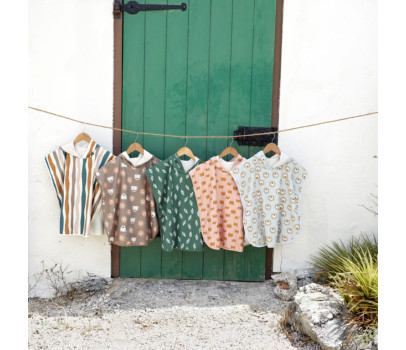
[28,106,377,139]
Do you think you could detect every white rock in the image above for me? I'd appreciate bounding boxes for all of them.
[271,272,298,301]
[288,283,348,350]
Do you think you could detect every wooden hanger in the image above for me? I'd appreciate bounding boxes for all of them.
[126,133,144,155]
[73,132,91,145]
[263,142,281,155]
[263,134,281,156]
[177,137,195,160]
[219,138,239,158]
[73,122,91,145]
[126,142,144,155]
[177,147,195,160]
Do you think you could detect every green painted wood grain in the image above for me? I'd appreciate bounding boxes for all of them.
[241,0,276,281]
[244,245,266,281]
[143,0,167,157]
[120,1,146,279]
[224,250,245,281]
[140,238,162,278]
[122,0,146,150]
[180,0,211,279]
[120,247,141,277]
[206,0,232,159]
[163,0,189,158]
[162,250,183,279]
[201,0,233,280]
[184,0,210,160]
[249,0,276,156]
[228,0,256,161]
[182,251,203,280]
[160,0,189,279]
[202,245,224,280]
[139,0,168,278]
[224,0,261,280]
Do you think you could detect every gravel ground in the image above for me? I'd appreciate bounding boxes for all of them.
[28,278,321,350]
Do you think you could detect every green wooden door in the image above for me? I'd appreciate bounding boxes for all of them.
[120,0,277,281]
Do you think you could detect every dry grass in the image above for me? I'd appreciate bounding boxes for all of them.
[278,301,317,348]
[278,301,296,344]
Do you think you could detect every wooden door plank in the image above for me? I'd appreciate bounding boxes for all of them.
[140,238,162,278]
[202,245,224,280]
[181,0,211,279]
[120,247,141,277]
[223,250,245,281]
[206,0,232,159]
[182,251,204,280]
[227,0,256,161]
[122,0,146,150]
[163,0,189,159]
[224,0,256,281]
[184,0,210,160]
[160,0,190,279]
[120,2,146,277]
[140,0,168,278]
[143,0,167,157]
[162,250,183,279]
[249,0,276,156]
[202,0,233,280]
[242,0,276,280]
[244,245,266,281]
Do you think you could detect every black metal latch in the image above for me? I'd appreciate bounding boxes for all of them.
[114,0,187,18]
[233,126,278,147]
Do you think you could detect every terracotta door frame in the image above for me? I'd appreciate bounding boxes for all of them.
[266,0,284,279]
[111,0,284,279]
[111,2,123,278]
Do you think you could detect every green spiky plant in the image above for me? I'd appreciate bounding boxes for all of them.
[310,234,378,328]
[331,249,378,327]
[310,234,377,282]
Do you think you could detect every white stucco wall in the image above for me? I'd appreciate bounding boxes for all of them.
[28,0,377,296]
[28,0,114,297]
[274,0,378,272]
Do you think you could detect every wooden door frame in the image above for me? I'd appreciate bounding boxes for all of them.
[111,0,284,279]
[111,1,123,278]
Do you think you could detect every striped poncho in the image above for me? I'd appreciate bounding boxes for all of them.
[45,140,113,236]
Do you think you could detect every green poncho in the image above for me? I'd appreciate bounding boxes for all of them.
[146,154,204,252]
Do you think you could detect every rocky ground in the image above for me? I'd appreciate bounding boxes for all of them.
[28,278,321,350]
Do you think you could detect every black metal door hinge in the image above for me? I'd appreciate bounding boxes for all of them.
[114,0,187,19]
[233,126,278,147]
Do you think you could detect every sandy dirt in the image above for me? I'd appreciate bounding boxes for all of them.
[28,278,321,350]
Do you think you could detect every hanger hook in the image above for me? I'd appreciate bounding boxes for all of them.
[184,136,188,147]
[135,132,139,143]
[229,137,234,147]
[271,132,275,144]
[82,121,85,133]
